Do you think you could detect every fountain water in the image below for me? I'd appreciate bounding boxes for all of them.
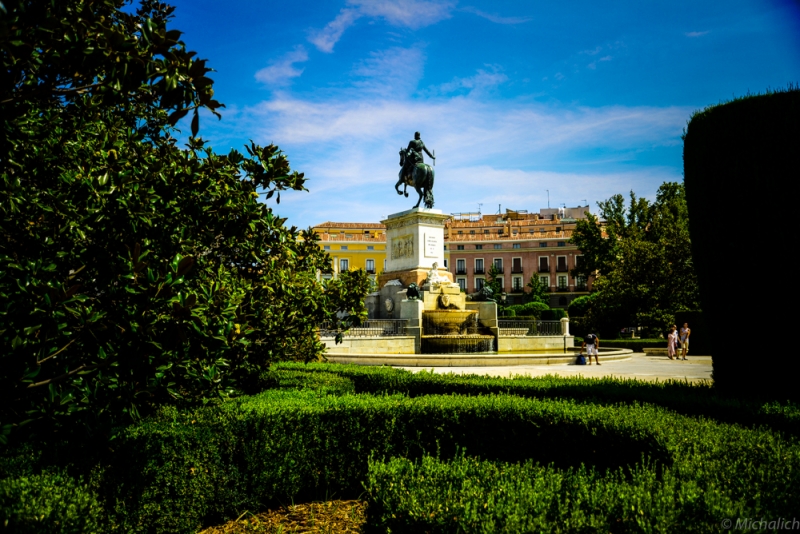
[418,281,496,354]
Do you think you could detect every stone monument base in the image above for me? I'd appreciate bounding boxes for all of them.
[377,268,453,290]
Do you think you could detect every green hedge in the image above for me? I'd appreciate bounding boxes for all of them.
[271,363,800,436]
[106,391,675,532]
[0,471,106,533]
[365,451,790,533]
[684,88,800,398]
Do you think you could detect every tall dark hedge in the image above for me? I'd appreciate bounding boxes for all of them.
[683,88,800,399]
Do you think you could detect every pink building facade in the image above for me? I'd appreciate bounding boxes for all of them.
[444,207,594,308]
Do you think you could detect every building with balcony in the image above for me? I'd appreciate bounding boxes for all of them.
[445,206,594,308]
[311,222,387,283]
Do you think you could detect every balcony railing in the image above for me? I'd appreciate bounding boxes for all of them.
[474,268,485,274]
[556,265,569,272]
[575,284,589,292]
[493,267,504,274]
[366,269,376,274]
[556,286,570,292]
[511,267,524,273]
[456,268,467,275]
[319,319,408,338]
[498,320,562,336]
[538,266,550,273]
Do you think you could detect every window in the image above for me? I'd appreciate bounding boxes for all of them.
[366,259,375,274]
[538,257,549,272]
[557,275,568,289]
[512,276,524,291]
[484,230,489,234]
[512,257,522,273]
[322,274,332,281]
[456,259,466,274]
[513,243,521,249]
[340,259,349,272]
[341,246,348,250]
[557,241,566,247]
[539,242,547,248]
[556,227,562,233]
[475,277,485,290]
[367,245,374,250]
[494,244,502,249]
[470,230,475,234]
[493,258,503,272]
[444,259,448,268]
[576,275,588,290]
[575,255,584,268]
[540,275,550,288]
[539,228,546,233]
[475,245,483,250]
[383,259,387,271]
[443,245,447,250]
[557,256,568,272]
[458,230,463,235]
[475,258,485,274]
[457,278,466,290]
[497,229,503,234]
[324,246,330,250]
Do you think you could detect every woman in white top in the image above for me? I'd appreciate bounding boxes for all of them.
[679,323,691,360]
[667,325,678,360]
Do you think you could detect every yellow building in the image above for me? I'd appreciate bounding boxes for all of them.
[311,222,387,282]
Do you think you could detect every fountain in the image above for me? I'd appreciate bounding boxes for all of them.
[324,207,631,365]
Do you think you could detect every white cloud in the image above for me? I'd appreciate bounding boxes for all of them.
[308,0,454,52]
[460,6,531,25]
[554,72,565,80]
[352,47,426,96]
[685,31,709,37]
[433,65,508,96]
[308,9,362,53]
[254,46,309,85]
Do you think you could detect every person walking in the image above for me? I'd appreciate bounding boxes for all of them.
[582,333,600,365]
[679,323,691,360]
[667,325,678,360]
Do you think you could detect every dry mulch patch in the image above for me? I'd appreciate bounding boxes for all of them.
[199,500,366,533]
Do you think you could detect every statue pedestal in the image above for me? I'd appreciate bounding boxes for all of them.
[378,208,453,289]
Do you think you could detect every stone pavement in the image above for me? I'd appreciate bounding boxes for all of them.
[399,353,713,383]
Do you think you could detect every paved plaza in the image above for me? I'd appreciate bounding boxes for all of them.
[400,353,713,383]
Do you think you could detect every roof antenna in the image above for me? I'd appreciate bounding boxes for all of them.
[477,203,483,214]
[546,190,550,208]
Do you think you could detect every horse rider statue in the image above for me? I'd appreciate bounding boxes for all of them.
[395,131,436,209]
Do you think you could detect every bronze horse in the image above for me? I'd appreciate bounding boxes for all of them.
[395,147,435,209]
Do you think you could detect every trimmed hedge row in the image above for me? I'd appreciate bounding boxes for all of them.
[105,391,675,532]
[270,363,800,436]
[365,453,765,533]
[0,471,106,533]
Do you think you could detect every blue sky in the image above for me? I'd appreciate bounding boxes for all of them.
[166,0,800,228]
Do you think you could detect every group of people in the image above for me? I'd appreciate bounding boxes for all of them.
[667,323,691,360]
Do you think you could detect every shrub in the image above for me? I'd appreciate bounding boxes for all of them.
[0,471,106,533]
[506,301,549,319]
[541,309,567,321]
[98,389,800,532]
[567,293,594,317]
[684,87,800,399]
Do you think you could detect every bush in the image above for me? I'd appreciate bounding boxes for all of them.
[541,309,567,321]
[567,293,594,317]
[98,387,800,532]
[0,472,106,533]
[505,301,549,319]
[684,87,800,399]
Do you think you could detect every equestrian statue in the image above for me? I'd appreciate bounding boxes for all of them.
[395,131,435,209]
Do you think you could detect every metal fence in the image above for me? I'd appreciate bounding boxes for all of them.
[498,319,562,336]
[319,319,408,338]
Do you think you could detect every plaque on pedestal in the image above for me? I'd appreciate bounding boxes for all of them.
[377,208,453,289]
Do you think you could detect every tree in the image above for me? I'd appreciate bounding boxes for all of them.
[0,0,367,441]
[570,183,701,336]
[485,264,503,300]
[524,275,549,305]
